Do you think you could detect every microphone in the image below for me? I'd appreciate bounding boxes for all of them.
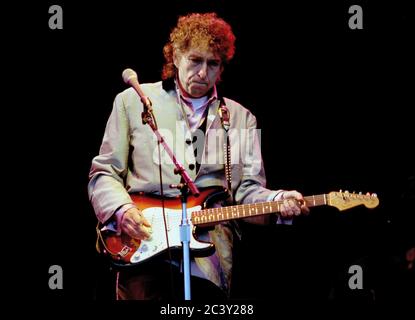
[122,68,153,112]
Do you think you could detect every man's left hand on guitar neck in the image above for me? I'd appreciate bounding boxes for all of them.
[279,190,310,218]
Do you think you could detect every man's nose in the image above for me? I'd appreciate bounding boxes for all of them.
[198,62,208,79]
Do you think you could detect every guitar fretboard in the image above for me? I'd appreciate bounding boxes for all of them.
[191,194,328,225]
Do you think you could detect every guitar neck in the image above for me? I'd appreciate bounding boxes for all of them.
[191,194,328,225]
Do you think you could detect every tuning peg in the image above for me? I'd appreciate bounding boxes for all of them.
[359,192,362,195]
[372,193,378,198]
[339,189,343,193]
[345,190,349,194]
[366,192,371,196]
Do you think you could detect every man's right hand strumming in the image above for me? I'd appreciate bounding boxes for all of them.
[121,207,152,240]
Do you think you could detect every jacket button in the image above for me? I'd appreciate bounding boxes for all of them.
[189,164,195,170]
[185,138,192,145]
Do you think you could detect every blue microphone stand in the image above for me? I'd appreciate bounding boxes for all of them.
[141,96,199,300]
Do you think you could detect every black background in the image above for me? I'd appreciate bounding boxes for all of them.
[9,0,414,306]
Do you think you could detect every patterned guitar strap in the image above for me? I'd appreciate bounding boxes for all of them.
[218,99,242,240]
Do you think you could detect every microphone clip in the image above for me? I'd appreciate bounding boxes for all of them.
[141,97,157,129]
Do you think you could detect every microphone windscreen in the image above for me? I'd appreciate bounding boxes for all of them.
[122,68,137,84]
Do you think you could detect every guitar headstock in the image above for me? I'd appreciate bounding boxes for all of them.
[328,190,379,211]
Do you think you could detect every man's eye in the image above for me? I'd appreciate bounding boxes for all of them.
[190,58,202,64]
[208,61,220,67]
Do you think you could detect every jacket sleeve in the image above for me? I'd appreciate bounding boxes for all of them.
[87,93,134,223]
[234,112,283,224]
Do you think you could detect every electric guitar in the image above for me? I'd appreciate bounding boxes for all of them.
[97,187,379,266]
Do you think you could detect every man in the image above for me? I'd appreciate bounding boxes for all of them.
[88,12,309,300]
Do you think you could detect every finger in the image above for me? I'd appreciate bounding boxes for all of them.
[127,224,151,240]
[132,212,144,225]
[136,211,150,225]
[126,224,140,239]
[142,217,151,227]
[122,216,137,231]
[281,200,295,217]
[287,199,301,216]
[294,200,302,216]
[130,212,149,229]
[295,198,310,215]
[280,200,289,217]
[138,225,152,239]
[301,204,310,215]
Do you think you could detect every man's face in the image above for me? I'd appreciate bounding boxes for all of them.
[174,48,223,98]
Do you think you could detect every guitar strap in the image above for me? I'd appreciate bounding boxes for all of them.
[218,100,232,200]
[96,223,111,255]
[218,98,242,240]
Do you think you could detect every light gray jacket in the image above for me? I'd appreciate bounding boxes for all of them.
[88,80,280,293]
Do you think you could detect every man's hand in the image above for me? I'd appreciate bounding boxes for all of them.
[279,190,310,218]
[120,207,152,240]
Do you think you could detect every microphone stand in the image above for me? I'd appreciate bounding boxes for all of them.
[141,97,199,301]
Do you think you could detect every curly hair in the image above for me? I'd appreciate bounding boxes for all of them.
[162,13,236,80]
